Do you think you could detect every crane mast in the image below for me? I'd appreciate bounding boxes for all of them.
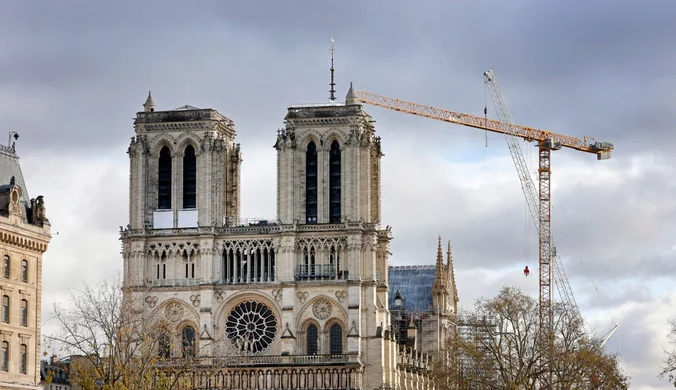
[483,69,581,320]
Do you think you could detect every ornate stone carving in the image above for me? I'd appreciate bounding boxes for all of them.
[335,290,347,303]
[165,301,184,322]
[190,294,200,307]
[8,187,22,218]
[30,196,49,225]
[226,301,277,355]
[297,291,309,304]
[215,291,226,303]
[145,296,158,308]
[272,289,283,302]
[312,299,333,320]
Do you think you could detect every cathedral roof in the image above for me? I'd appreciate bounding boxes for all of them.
[388,265,435,312]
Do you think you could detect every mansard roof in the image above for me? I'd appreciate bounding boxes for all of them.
[388,265,436,312]
[0,145,29,203]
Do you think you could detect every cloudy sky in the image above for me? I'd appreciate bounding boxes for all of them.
[1,0,674,388]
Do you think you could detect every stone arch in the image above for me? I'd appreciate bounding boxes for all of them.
[299,130,323,151]
[296,295,347,329]
[322,130,347,151]
[152,298,200,327]
[175,133,202,156]
[323,318,347,355]
[149,134,177,157]
[298,318,321,355]
[215,291,282,355]
[176,319,199,357]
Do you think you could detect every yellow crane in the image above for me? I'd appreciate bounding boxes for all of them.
[353,89,614,338]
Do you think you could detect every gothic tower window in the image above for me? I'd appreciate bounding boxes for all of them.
[182,325,196,357]
[183,145,197,209]
[329,323,343,355]
[329,140,341,223]
[306,324,318,355]
[158,147,172,210]
[306,142,318,223]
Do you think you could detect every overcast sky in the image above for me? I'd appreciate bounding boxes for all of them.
[1,1,674,388]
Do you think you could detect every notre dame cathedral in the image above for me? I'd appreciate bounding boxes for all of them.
[120,84,458,390]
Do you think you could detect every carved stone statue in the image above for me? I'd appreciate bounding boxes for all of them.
[32,195,49,225]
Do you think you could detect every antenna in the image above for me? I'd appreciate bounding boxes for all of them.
[329,37,336,101]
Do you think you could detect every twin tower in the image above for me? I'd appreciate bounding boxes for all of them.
[120,86,410,388]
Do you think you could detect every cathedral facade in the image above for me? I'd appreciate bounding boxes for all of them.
[121,87,457,390]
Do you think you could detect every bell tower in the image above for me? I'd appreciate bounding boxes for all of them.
[274,83,383,225]
[127,96,242,232]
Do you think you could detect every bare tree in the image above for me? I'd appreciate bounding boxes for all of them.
[44,278,219,390]
[661,318,676,385]
[433,287,629,390]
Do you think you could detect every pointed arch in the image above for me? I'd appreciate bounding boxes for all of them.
[305,141,318,224]
[306,323,319,355]
[181,324,197,357]
[158,146,172,210]
[183,144,197,209]
[329,323,343,355]
[329,140,341,223]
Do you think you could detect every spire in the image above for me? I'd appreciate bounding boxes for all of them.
[143,91,155,112]
[447,240,459,306]
[436,236,443,273]
[345,82,358,105]
[329,37,336,101]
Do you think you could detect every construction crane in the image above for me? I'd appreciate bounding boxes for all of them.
[482,69,581,319]
[483,70,619,349]
[353,89,613,344]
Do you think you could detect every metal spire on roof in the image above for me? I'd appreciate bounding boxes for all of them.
[329,37,336,101]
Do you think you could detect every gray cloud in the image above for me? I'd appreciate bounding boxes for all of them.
[1,1,673,388]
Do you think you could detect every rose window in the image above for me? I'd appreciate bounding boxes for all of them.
[225,301,277,354]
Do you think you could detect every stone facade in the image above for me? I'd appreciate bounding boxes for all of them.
[0,144,52,390]
[120,88,457,390]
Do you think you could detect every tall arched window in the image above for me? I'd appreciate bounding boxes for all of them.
[21,260,27,283]
[306,142,318,223]
[306,324,318,355]
[20,299,27,327]
[183,145,197,209]
[2,295,8,323]
[329,324,342,355]
[182,325,196,357]
[1,341,8,371]
[158,147,172,210]
[158,329,171,359]
[329,141,341,223]
[3,255,9,279]
[19,344,27,374]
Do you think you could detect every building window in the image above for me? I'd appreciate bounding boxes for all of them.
[20,299,27,326]
[158,329,171,359]
[21,260,27,283]
[329,140,341,223]
[2,295,8,323]
[183,145,197,209]
[329,324,342,355]
[19,344,26,374]
[182,325,196,357]
[3,255,9,278]
[1,341,7,371]
[305,142,318,224]
[306,324,318,355]
[158,146,172,210]
[223,243,275,284]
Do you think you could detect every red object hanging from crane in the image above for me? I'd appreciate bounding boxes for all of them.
[524,266,530,277]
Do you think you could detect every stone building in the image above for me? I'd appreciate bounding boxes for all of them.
[120,86,457,390]
[0,140,52,390]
